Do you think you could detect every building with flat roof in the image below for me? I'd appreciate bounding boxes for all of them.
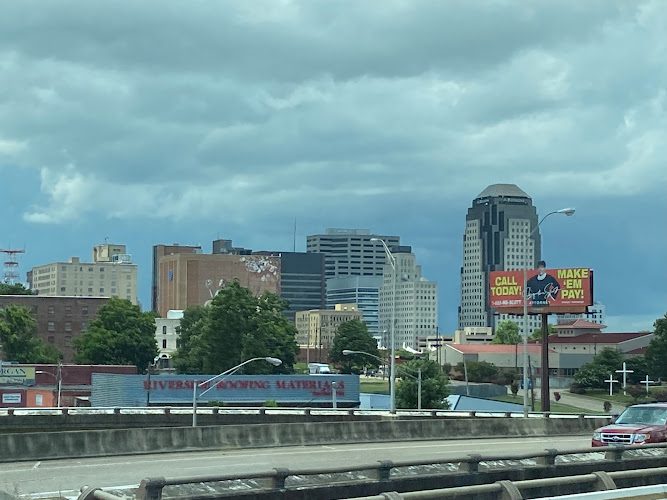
[295,304,362,352]
[326,275,382,340]
[152,244,202,314]
[379,246,437,350]
[307,228,400,279]
[157,252,281,313]
[0,295,109,362]
[459,184,541,336]
[29,243,138,304]
[557,302,606,325]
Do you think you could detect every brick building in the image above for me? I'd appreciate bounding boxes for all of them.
[0,364,137,407]
[0,295,109,362]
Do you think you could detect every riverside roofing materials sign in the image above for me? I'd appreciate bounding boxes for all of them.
[490,266,593,313]
[91,373,360,407]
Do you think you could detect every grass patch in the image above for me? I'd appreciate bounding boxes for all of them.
[493,394,589,414]
[575,387,667,405]
[360,379,390,394]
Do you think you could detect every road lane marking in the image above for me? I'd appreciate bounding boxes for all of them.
[33,461,41,469]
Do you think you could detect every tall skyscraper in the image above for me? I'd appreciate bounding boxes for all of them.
[458,184,541,335]
[152,244,202,313]
[306,229,400,279]
[378,246,438,350]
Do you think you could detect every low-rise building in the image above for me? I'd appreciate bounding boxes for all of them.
[453,326,495,344]
[0,295,109,362]
[0,363,137,407]
[155,310,183,361]
[295,304,362,350]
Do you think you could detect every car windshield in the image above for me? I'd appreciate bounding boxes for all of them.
[616,407,667,426]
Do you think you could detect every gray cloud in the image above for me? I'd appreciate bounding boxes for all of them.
[0,0,665,329]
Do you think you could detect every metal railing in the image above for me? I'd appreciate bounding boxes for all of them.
[0,405,611,419]
[75,443,667,500]
[347,466,667,499]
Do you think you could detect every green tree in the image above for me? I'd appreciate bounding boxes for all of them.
[242,293,298,374]
[330,319,380,374]
[493,320,521,345]
[626,356,649,385]
[0,305,60,363]
[646,314,667,378]
[530,324,556,341]
[173,282,298,375]
[458,360,499,383]
[171,306,209,374]
[74,297,158,371]
[396,359,450,409]
[573,348,625,389]
[0,283,34,295]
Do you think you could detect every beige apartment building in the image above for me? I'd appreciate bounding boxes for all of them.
[29,244,138,305]
[295,304,362,350]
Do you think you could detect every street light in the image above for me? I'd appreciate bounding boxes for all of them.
[522,208,575,417]
[192,357,282,427]
[36,362,62,407]
[146,355,162,407]
[370,237,397,414]
[343,350,422,410]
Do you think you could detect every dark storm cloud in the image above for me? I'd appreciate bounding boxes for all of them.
[0,0,665,329]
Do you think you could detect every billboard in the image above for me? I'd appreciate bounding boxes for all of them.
[0,366,36,386]
[490,265,593,314]
[91,374,360,407]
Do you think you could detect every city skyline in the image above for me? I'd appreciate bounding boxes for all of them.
[1,1,665,333]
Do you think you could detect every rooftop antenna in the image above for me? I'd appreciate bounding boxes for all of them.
[293,218,297,252]
[1,247,25,285]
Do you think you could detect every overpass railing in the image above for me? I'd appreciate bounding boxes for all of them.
[348,467,667,499]
[0,406,610,419]
[76,443,667,500]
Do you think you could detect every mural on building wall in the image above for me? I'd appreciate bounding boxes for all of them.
[202,255,280,306]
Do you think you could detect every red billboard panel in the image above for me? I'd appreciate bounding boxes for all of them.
[490,267,593,313]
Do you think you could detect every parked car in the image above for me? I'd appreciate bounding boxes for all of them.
[592,403,667,447]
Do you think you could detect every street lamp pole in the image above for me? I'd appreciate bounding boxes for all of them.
[192,357,282,427]
[522,208,575,417]
[371,238,397,414]
[37,363,62,407]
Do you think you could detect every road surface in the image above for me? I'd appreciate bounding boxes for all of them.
[0,435,592,497]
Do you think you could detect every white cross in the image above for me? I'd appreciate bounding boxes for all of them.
[615,362,634,396]
[642,374,656,394]
[605,373,619,396]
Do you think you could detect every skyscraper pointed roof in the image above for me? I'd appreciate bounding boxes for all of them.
[476,184,531,199]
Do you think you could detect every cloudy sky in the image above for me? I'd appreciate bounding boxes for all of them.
[1,0,665,332]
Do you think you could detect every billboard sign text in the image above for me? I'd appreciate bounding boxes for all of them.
[490,267,593,313]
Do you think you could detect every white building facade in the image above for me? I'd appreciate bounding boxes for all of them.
[557,302,606,325]
[155,310,183,360]
[379,247,438,350]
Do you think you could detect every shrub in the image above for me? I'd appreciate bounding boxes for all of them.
[626,385,645,402]
[652,390,667,402]
[510,382,519,397]
[264,400,278,407]
[569,383,587,395]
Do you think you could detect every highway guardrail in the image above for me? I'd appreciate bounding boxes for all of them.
[76,443,667,500]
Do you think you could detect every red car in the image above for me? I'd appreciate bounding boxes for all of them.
[592,403,667,447]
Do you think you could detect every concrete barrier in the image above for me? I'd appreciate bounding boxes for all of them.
[0,416,606,463]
